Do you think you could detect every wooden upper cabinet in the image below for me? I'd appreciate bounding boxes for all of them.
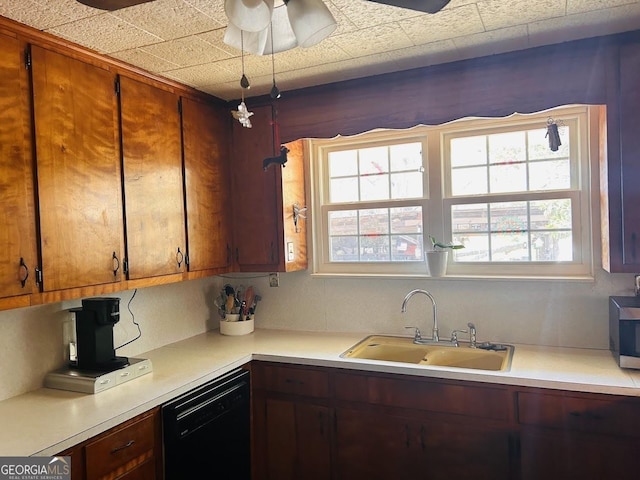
[31,45,124,292]
[231,105,307,272]
[181,97,232,272]
[0,34,37,302]
[606,42,640,272]
[119,76,186,280]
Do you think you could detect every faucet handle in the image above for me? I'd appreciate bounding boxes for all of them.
[404,326,422,341]
[450,329,468,347]
[467,322,477,348]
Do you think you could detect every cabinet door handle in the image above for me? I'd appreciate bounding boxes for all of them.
[226,243,231,264]
[19,257,29,288]
[112,252,120,277]
[569,411,603,421]
[111,439,135,454]
[176,247,184,268]
[284,378,304,386]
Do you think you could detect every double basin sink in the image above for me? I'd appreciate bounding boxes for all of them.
[341,335,514,371]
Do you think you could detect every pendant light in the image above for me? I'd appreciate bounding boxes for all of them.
[269,22,281,100]
[284,0,337,48]
[225,0,274,33]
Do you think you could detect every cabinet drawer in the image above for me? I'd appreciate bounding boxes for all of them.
[85,413,155,479]
[517,391,640,437]
[334,371,509,421]
[253,363,329,398]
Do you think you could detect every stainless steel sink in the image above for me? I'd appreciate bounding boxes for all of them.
[341,335,514,371]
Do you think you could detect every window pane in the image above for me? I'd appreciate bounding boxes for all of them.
[330,236,358,262]
[529,160,570,190]
[390,206,422,234]
[391,171,422,199]
[528,128,569,159]
[360,174,389,201]
[489,131,526,164]
[360,234,390,261]
[360,209,389,234]
[329,150,358,177]
[530,199,571,229]
[392,234,422,261]
[329,210,357,235]
[489,163,527,193]
[451,135,486,167]
[359,146,389,175]
[451,199,573,263]
[330,177,358,203]
[451,166,487,195]
[390,143,422,171]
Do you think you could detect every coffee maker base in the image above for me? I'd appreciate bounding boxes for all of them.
[74,355,129,372]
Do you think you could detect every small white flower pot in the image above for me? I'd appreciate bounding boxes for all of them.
[425,250,448,277]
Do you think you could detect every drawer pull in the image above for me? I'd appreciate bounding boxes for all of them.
[111,440,135,454]
[284,378,304,386]
[569,411,604,420]
[99,379,111,385]
[120,371,131,377]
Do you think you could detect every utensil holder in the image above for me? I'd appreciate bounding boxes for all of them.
[220,315,254,336]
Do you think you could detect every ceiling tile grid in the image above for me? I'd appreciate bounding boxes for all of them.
[0,0,639,100]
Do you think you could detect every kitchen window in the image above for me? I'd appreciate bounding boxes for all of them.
[309,106,596,278]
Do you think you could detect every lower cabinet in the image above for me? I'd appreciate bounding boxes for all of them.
[252,363,331,480]
[56,408,162,480]
[252,362,640,480]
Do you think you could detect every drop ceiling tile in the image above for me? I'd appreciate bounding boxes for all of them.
[0,0,99,30]
[110,47,182,73]
[165,60,238,87]
[197,28,241,57]
[215,51,287,78]
[568,0,640,15]
[111,0,223,41]
[183,0,228,25]
[528,3,640,46]
[139,36,233,68]
[331,0,423,29]
[272,39,352,71]
[399,4,485,45]
[330,23,413,57]
[390,39,459,70]
[46,13,163,53]
[452,24,529,57]
[478,0,567,31]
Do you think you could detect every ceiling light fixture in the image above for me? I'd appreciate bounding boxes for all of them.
[269,23,281,100]
[223,0,336,55]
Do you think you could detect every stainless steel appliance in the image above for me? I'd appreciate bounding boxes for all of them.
[162,368,251,479]
[73,297,128,371]
[610,296,640,368]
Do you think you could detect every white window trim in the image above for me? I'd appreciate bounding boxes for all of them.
[308,106,599,281]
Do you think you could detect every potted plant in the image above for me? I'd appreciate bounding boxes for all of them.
[425,235,465,277]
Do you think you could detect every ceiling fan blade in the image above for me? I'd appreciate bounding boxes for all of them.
[75,0,155,11]
[366,0,451,14]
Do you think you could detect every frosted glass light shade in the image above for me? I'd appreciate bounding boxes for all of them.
[223,4,297,55]
[286,0,337,48]
[225,0,274,33]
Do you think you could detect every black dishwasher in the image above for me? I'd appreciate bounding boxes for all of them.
[162,368,251,479]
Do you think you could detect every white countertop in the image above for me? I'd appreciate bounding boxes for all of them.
[2,328,640,457]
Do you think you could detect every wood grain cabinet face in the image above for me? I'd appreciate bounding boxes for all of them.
[0,34,37,302]
[252,363,331,480]
[517,390,640,480]
[119,76,186,280]
[31,46,124,291]
[181,97,232,272]
[612,42,640,271]
[231,106,307,272]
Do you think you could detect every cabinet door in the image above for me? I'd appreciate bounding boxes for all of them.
[182,97,232,272]
[0,34,37,301]
[255,397,331,480]
[31,46,124,291]
[119,76,186,279]
[614,42,640,270]
[334,407,414,480]
[231,105,280,270]
[520,427,640,480]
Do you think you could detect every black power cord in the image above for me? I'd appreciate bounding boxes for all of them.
[115,288,141,350]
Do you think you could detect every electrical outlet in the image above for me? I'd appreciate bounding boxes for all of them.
[269,272,279,287]
[287,242,295,262]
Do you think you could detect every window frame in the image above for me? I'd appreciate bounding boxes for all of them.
[309,106,597,279]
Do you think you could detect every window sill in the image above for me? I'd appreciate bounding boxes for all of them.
[310,272,596,283]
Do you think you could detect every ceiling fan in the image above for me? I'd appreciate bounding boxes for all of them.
[75,0,451,14]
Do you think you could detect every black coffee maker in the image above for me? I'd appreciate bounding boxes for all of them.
[73,297,129,371]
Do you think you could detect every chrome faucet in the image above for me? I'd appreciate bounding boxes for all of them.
[401,289,439,343]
